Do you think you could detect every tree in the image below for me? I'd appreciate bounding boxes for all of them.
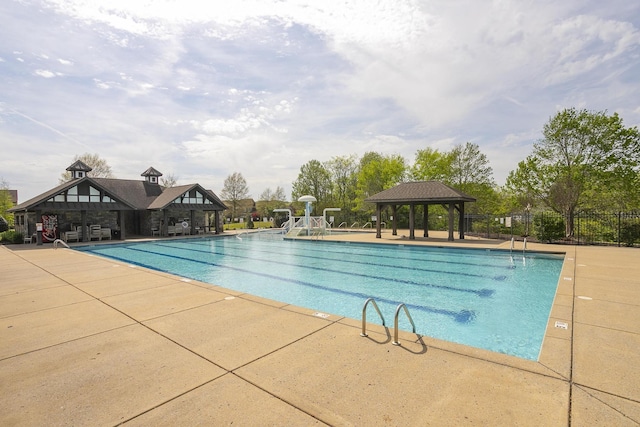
[410,148,452,181]
[354,152,407,214]
[325,155,358,222]
[258,186,288,218]
[160,173,178,188]
[506,108,640,237]
[448,142,498,214]
[0,178,13,229]
[291,160,332,212]
[59,153,114,183]
[220,172,250,221]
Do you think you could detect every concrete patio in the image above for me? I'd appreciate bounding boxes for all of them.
[0,231,638,426]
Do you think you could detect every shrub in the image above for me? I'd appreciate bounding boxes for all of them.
[533,213,565,243]
[620,223,640,247]
[0,215,8,233]
[0,230,23,244]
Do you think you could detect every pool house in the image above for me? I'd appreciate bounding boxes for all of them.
[9,161,227,243]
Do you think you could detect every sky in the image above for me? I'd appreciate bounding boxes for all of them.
[1,0,639,202]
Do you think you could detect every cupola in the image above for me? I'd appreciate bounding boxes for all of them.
[141,167,162,184]
[66,160,92,179]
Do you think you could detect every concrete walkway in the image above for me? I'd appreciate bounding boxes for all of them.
[0,232,638,426]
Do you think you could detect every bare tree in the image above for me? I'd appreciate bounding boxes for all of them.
[220,172,250,220]
[59,153,114,183]
[160,173,179,188]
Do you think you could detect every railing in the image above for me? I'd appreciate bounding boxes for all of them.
[362,222,372,229]
[360,298,386,337]
[338,222,347,229]
[464,211,640,247]
[392,303,417,346]
[53,239,70,249]
[350,222,359,228]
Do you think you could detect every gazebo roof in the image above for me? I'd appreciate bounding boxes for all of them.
[365,181,476,204]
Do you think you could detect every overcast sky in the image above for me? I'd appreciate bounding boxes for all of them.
[1,0,639,202]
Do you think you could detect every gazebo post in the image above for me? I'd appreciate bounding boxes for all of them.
[392,205,398,236]
[423,204,429,237]
[375,204,382,238]
[409,203,415,240]
[448,203,455,241]
[459,202,465,239]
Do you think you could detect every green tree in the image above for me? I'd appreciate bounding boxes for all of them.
[0,178,14,228]
[291,160,332,212]
[354,152,406,214]
[325,155,358,222]
[448,142,498,214]
[220,172,250,221]
[59,153,114,183]
[410,148,452,181]
[506,108,640,237]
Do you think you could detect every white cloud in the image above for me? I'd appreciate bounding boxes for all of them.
[33,69,56,78]
[2,0,639,201]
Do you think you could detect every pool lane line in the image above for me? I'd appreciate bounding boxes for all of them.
[98,243,495,298]
[155,240,510,282]
[85,246,476,324]
[194,238,518,271]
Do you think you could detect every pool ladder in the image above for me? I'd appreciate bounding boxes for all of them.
[510,237,527,254]
[361,298,418,346]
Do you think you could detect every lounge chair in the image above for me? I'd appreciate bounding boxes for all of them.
[167,225,176,236]
[90,225,102,241]
[101,228,111,240]
[64,230,79,242]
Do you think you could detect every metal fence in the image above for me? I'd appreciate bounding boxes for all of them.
[463,211,640,247]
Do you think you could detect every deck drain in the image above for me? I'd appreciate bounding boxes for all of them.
[313,312,330,318]
[180,278,191,282]
[577,296,592,300]
[224,296,235,300]
[554,321,568,329]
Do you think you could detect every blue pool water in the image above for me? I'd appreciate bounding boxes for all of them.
[76,235,564,360]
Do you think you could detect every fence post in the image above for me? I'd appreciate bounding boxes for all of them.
[618,212,621,247]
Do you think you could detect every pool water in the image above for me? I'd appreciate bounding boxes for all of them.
[76,235,564,360]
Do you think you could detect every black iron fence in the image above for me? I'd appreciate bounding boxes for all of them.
[463,211,640,247]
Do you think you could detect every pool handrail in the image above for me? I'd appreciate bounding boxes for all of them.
[361,298,386,337]
[392,303,417,346]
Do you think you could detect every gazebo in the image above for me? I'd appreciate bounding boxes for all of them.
[365,181,476,241]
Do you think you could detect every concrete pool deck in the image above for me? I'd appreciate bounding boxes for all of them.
[1,231,639,425]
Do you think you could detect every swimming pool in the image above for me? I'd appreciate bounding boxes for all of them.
[76,235,564,360]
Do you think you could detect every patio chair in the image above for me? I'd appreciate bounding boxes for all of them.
[101,227,112,240]
[90,225,102,241]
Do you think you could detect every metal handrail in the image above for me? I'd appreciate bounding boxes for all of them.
[510,237,515,253]
[53,239,70,249]
[523,237,527,253]
[392,303,417,346]
[362,222,372,229]
[338,222,347,229]
[350,222,359,228]
[361,298,386,337]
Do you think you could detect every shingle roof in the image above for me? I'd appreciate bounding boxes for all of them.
[95,178,163,209]
[141,167,163,177]
[66,160,92,172]
[365,181,476,204]
[9,177,226,212]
